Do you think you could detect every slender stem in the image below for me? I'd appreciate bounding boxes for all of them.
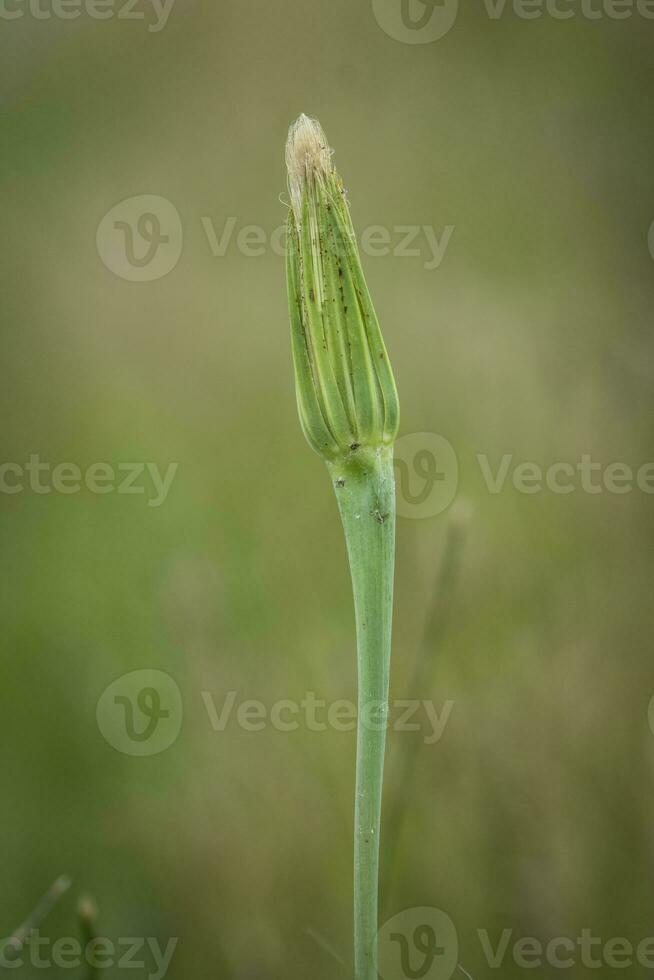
[78,896,100,980]
[327,445,396,980]
[5,876,71,962]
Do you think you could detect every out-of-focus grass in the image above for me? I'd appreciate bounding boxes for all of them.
[1,3,653,977]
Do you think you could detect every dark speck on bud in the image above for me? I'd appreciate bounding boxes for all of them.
[285,114,400,462]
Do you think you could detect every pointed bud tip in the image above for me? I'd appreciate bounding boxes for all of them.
[285,114,332,220]
[53,875,72,896]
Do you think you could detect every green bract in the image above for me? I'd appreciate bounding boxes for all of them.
[286,115,399,461]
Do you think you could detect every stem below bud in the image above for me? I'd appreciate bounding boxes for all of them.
[327,447,395,980]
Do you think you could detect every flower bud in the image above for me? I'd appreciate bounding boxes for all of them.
[285,114,400,461]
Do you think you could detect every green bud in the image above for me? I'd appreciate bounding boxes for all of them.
[285,114,400,461]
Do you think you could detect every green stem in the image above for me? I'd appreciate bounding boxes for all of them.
[5,876,71,963]
[327,445,396,980]
[78,896,100,980]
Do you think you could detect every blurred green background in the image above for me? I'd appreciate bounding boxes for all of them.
[2,1,654,977]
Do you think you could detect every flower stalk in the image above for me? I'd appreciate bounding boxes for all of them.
[285,114,400,980]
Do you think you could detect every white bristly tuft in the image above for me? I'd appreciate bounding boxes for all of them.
[285,114,333,222]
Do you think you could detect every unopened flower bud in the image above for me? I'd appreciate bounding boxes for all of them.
[285,114,400,462]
